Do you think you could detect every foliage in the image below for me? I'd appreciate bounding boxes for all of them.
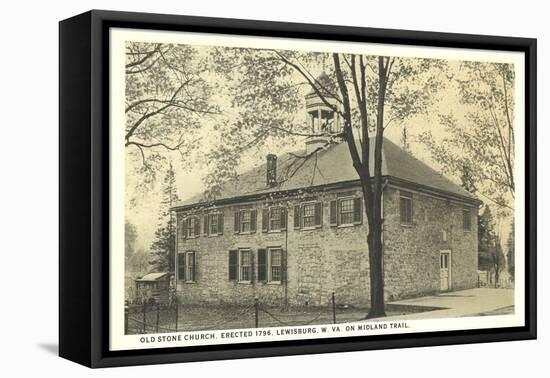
[478,206,506,286]
[208,48,447,317]
[125,42,218,189]
[418,62,515,214]
[149,162,180,272]
[478,206,495,270]
[125,220,150,272]
[507,225,515,280]
[125,220,138,257]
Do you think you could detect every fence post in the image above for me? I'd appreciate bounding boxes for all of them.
[142,301,147,334]
[156,303,160,333]
[332,292,336,324]
[174,296,179,332]
[124,303,129,334]
[254,297,259,328]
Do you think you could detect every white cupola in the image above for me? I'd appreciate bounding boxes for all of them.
[305,72,342,152]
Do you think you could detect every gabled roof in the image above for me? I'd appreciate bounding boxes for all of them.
[174,137,478,210]
[135,272,170,282]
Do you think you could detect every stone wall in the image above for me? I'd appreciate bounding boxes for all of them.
[382,187,478,301]
[176,185,478,307]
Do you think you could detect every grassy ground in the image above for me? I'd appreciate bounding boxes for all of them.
[125,303,422,334]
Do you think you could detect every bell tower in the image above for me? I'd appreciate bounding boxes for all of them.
[305,72,342,152]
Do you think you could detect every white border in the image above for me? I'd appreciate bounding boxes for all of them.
[109,27,526,351]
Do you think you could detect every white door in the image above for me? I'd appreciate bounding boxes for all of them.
[440,252,450,291]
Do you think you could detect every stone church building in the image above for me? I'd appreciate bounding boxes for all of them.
[172,81,480,307]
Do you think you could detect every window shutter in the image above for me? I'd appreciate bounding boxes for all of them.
[218,212,224,235]
[353,197,362,224]
[400,191,413,224]
[294,205,301,229]
[181,219,187,240]
[194,217,200,237]
[281,208,287,231]
[234,210,240,233]
[314,202,322,228]
[191,253,196,282]
[257,248,267,282]
[203,214,209,236]
[262,208,269,233]
[282,249,287,283]
[228,250,238,281]
[329,200,338,226]
[250,209,257,233]
[250,249,256,283]
[178,253,186,281]
[400,198,406,223]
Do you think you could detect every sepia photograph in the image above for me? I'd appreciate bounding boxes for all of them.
[108,27,526,350]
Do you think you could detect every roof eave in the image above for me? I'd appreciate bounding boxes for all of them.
[386,176,482,207]
[171,175,481,212]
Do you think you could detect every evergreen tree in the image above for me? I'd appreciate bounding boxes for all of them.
[507,226,515,280]
[492,235,505,287]
[125,220,140,272]
[478,205,495,270]
[149,162,180,272]
[477,205,506,286]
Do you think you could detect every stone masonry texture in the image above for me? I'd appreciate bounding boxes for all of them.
[175,185,478,308]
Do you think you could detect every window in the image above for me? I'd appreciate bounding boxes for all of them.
[262,206,287,232]
[302,203,316,228]
[183,216,200,238]
[440,253,449,269]
[463,209,471,231]
[269,207,281,231]
[269,248,282,283]
[204,212,223,236]
[234,209,256,234]
[339,198,354,225]
[257,248,284,283]
[177,252,196,282]
[186,252,195,282]
[329,196,362,226]
[239,250,251,282]
[240,210,251,232]
[400,191,413,225]
[294,202,322,229]
[210,214,218,234]
[186,217,194,237]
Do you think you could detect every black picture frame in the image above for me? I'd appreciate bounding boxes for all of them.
[59,9,537,368]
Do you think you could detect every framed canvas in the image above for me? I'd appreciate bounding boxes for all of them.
[59,10,537,368]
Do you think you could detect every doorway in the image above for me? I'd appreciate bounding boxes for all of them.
[440,251,451,291]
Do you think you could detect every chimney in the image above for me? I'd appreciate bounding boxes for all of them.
[266,154,277,187]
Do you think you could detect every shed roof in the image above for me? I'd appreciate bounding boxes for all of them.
[135,272,170,282]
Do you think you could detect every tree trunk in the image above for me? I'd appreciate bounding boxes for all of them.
[365,190,386,319]
[366,229,385,318]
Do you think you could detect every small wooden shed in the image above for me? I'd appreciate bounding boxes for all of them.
[134,272,172,305]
